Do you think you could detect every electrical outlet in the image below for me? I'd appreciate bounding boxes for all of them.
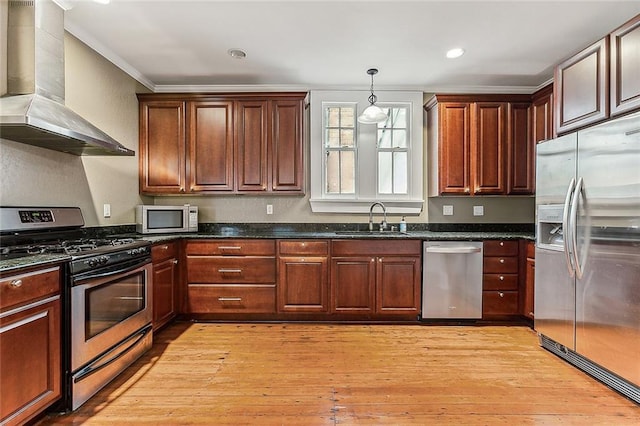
[443,205,454,216]
[103,203,111,218]
[266,204,273,215]
[473,205,484,216]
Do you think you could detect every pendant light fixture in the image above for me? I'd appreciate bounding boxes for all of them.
[357,68,388,124]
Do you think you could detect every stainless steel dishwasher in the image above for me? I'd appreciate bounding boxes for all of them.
[422,241,483,319]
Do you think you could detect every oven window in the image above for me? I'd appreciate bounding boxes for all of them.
[147,210,184,229]
[85,272,145,339]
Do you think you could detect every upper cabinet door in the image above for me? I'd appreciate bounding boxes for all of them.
[139,100,186,194]
[507,102,534,195]
[610,15,640,116]
[236,100,269,192]
[271,98,304,192]
[472,102,506,195]
[554,37,609,134]
[188,101,234,192]
[438,102,471,195]
[531,84,554,144]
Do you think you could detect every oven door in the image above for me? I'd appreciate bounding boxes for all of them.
[71,259,152,372]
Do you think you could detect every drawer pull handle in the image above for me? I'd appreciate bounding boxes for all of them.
[10,279,23,288]
[499,259,505,264]
[218,269,242,274]
[218,297,242,302]
[499,276,504,281]
[219,246,241,250]
[499,292,505,298]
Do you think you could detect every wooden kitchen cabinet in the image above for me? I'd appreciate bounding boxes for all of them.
[151,241,179,331]
[278,240,329,313]
[138,100,186,194]
[554,37,609,134]
[531,84,554,144]
[482,240,520,318]
[184,239,276,315]
[0,265,61,426]
[610,15,640,116]
[330,240,421,319]
[425,94,533,196]
[523,240,535,320]
[138,93,305,195]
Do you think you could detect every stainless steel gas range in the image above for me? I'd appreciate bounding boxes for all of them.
[0,206,153,411]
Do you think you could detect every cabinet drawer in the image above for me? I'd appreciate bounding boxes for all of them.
[151,242,178,262]
[483,290,519,315]
[0,267,60,311]
[331,239,421,256]
[483,273,518,290]
[185,240,275,256]
[279,240,329,256]
[483,240,518,256]
[186,256,276,283]
[187,284,276,313]
[483,256,518,273]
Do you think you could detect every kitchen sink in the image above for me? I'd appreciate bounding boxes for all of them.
[333,230,409,235]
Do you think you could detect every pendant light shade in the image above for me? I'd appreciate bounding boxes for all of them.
[357,68,388,124]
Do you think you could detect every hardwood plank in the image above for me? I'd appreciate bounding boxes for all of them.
[37,323,640,425]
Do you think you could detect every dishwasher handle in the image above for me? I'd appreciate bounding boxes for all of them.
[425,246,482,254]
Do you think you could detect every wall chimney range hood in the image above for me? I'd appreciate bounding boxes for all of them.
[0,0,134,156]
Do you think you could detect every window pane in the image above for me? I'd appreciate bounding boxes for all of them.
[325,129,340,147]
[393,129,407,148]
[378,128,392,149]
[340,151,355,194]
[378,152,392,194]
[326,151,340,193]
[340,129,354,147]
[341,108,354,127]
[326,107,340,127]
[393,108,407,128]
[393,152,408,194]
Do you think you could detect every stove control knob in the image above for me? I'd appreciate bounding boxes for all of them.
[100,256,109,265]
[87,259,97,267]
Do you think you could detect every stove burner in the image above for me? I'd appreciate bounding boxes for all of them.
[1,237,144,258]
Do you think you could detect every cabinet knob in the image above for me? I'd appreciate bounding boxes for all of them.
[173,259,179,264]
[179,188,185,193]
[464,188,470,193]
[499,292,505,298]
[162,245,169,250]
[499,275,504,281]
[371,258,375,263]
[10,279,22,288]
[499,259,505,264]
[499,242,504,246]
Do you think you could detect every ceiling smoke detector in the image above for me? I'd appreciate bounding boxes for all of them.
[228,49,247,59]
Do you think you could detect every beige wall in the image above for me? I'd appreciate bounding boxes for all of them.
[0,31,534,226]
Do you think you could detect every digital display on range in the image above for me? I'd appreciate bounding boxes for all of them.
[19,210,54,223]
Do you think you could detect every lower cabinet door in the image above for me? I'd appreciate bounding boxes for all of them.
[331,257,375,314]
[376,256,421,315]
[152,257,177,330]
[278,257,328,313]
[0,298,61,426]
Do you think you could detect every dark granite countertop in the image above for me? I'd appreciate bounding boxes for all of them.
[1,223,535,272]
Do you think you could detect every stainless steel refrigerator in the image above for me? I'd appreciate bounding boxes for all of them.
[535,111,640,403]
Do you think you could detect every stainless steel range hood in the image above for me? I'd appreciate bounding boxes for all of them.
[0,0,134,156]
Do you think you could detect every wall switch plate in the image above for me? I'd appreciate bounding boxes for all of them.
[443,205,454,216]
[103,203,111,218]
[266,204,273,215]
[473,205,484,216]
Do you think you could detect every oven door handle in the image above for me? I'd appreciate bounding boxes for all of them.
[74,258,151,283]
[73,325,151,383]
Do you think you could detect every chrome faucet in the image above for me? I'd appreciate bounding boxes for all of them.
[369,202,388,232]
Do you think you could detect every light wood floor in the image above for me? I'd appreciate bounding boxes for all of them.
[39,322,639,425]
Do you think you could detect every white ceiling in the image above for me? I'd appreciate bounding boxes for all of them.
[62,0,640,93]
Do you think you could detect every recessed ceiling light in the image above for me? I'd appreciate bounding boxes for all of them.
[228,49,247,59]
[446,48,465,59]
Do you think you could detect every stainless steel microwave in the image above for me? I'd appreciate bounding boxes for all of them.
[136,205,198,234]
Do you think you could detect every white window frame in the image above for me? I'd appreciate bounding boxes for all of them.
[309,90,424,214]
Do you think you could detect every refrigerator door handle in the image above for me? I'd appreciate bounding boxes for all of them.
[562,177,577,276]
[570,177,590,279]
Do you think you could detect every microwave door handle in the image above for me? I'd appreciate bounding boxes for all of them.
[562,177,576,276]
